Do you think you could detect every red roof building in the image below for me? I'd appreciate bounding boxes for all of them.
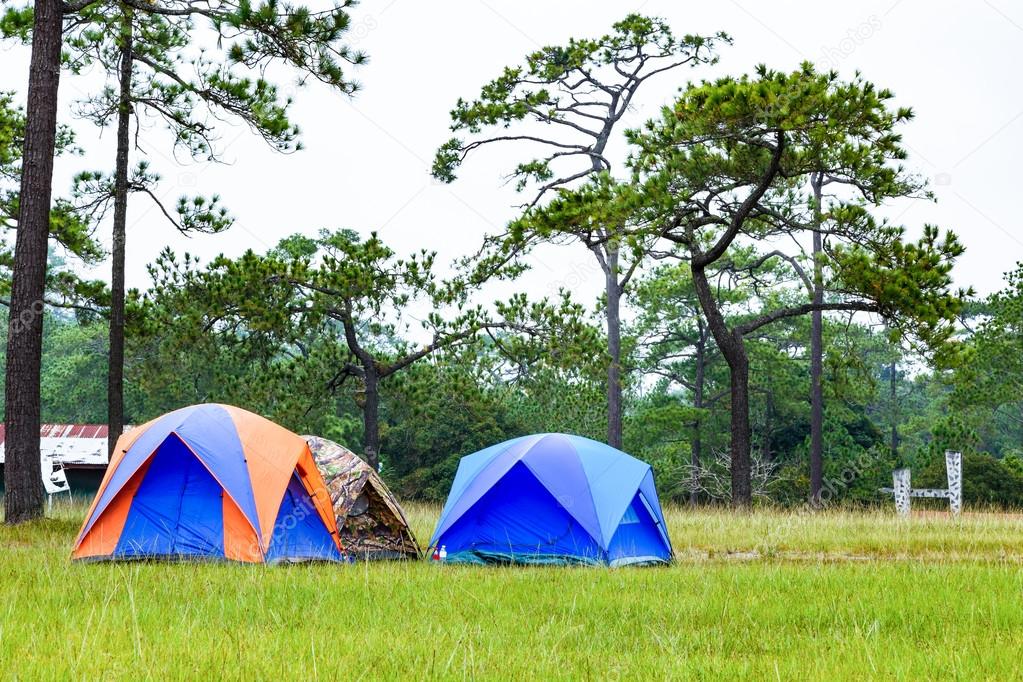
[0,424,126,468]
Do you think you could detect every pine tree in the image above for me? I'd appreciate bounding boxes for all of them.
[627,65,968,505]
[433,15,726,449]
[0,87,106,523]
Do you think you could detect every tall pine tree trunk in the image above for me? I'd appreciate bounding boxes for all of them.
[689,325,706,507]
[107,8,133,457]
[889,359,898,460]
[361,368,380,470]
[588,123,624,449]
[809,173,825,507]
[726,346,752,505]
[4,0,64,524]
[604,246,623,449]
[692,263,752,506]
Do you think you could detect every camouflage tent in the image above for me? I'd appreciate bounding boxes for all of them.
[304,436,421,560]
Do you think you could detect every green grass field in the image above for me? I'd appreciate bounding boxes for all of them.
[2,503,1022,679]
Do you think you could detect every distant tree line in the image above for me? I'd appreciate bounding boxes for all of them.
[4,255,1023,508]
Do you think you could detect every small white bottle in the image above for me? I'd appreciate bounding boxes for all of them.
[439,545,448,562]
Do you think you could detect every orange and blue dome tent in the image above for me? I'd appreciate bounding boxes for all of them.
[72,404,344,563]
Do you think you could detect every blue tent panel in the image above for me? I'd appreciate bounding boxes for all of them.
[265,474,344,563]
[570,436,651,547]
[430,435,542,545]
[440,462,604,565]
[440,436,531,513]
[605,492,672,566]
[637,469,672,553]
[115,434,225,559]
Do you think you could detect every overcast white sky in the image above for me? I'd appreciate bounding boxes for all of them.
[1,0,1021,308]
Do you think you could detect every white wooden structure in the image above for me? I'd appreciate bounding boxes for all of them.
[883,450,962,516]
[41,457,72,509]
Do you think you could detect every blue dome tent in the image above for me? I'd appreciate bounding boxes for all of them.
[429,434,673,566]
